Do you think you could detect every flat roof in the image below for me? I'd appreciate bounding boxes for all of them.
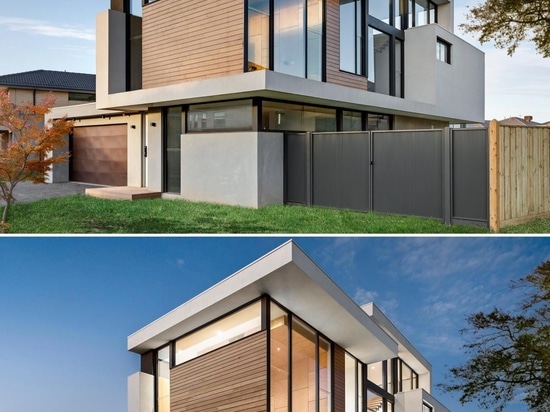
[128,240,398,364]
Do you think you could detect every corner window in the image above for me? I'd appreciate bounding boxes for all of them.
[436,38,451,64]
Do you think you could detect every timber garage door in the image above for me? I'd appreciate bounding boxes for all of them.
[70,124,127,186]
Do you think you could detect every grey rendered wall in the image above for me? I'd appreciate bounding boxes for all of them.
[405,24,485,123]
[181,132,283,208]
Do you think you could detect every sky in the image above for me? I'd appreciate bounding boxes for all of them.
[0,1,549,121]
[1,236,549,412]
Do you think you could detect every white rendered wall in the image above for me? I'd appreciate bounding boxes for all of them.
[145,110,163,192]
[180,132,284,208]
[395,388,451,412]
[405,24,485,122]
[128,372,154,412]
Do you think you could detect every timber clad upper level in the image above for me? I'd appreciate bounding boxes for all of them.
[140,0,452,92]
[142,0,244,89]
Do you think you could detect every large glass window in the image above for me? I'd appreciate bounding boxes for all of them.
[345,353,360,412]
[342,111,363,131]
[368,0,390,24]
[174,301,262,365]
[340,0,363,74]
[292,318,316,411]
[248,0,270,71]
[367,27,391,95]
[274,0,306,77]
[270,303,289,411]
[157,346,170,412]
[319,337,331,412]
[262,101,337,132]
[187,100,254,132]
[307,0,324,80]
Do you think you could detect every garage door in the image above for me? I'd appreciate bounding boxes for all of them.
[70,124,128,186]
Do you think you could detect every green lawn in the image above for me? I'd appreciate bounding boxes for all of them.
[3,195,547,234]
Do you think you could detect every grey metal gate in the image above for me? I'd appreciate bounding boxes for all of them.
[284,128,489,227]
[312,132,371,211]
[372,130,443,219]
[450,128,488,225]
[284,132,310,205]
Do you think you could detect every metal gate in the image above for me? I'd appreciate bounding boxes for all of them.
[372,130,443,219]
[450,128,488,225]
[312,132,371,211]
[284,128,489,226]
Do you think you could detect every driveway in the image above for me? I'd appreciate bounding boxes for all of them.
[1,182,100,204]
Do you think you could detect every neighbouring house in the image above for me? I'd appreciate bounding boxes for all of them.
[48,0,484,206]
[0,70,95,150]
[127,240,450,412]
[499,116,547,127]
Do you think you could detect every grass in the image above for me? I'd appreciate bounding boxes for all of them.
[0,194,500,234]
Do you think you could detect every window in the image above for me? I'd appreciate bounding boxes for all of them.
[340,0,363,74]
[367,27,391,95]
[68,92,95,102]
[187,100,254,132]
[368,0,390,24]
[271,303,289,411]
[174,300,262,365]
[156,346,170,412]
[248,0,270,71]
[398,359,419,392]
[409,0,437,27]
[423,402,433,412]
[436,38,451,64]
[345,353,362,412]
[262,101,336,132]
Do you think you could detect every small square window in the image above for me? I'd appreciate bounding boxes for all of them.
[436,38,451,64]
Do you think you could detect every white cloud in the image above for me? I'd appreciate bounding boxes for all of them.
[0,16,95,41]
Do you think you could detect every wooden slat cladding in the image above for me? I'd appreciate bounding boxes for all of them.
[333,344,346,412]
[325,0,369,90]
[170,331,268,412]
[70,125,127,186]
[142,0,244,89]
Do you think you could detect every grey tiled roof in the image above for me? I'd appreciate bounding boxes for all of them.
[0,70,95,93]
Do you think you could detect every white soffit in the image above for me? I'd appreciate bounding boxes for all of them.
[128,240,398,363]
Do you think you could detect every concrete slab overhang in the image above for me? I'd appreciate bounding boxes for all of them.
[128,240,398,364]
[97,70,475,123]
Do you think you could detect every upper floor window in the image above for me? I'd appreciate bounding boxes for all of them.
[436,38,451,64]
[339,0,405,97]
[248,0,324,80]
[409,0,437,27]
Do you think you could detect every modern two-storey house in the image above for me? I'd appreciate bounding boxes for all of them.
[127,240,450,412]
[49,0,484,207]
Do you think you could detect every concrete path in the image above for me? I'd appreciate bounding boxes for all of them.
[1,181,100,204]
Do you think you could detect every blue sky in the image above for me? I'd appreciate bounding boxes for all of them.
[1,236,548,412]
[0,1,549,121]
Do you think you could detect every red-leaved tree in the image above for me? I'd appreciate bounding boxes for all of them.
[0,90,73,232]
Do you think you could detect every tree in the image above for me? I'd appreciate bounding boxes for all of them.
[0,90,73,232]
[460,0,550,57]
[439,261,550,412]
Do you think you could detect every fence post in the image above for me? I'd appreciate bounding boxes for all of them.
[443,128,452,225]
[488,120,500,232]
